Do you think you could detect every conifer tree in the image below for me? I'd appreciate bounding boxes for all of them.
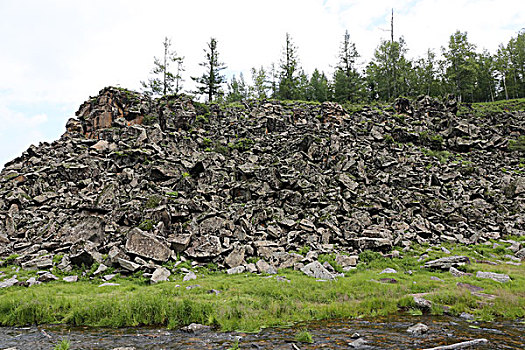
[226,73,248,102]
[277,33,301,100]
[141,37,184,96]
[250,66,269,100]
[192,38,227,102]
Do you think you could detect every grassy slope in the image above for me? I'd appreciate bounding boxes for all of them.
[0,240,523,332]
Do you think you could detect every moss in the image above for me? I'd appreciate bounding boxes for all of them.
[145,195,162,209]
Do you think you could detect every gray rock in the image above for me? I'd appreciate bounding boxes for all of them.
[380,268,397,274]
[424,256,470,270]
[118,258,141,272]
[449,266,472,277]
[348,337,370,349]
[99,282,120,287]
[476,271,511,283]
[335,254,358,268]
[125,228,171,262]
[25,276,41,287]
[407,323,429,335]
[151,267,171,283]
[256,260,277,274]
[0,276,18,288]
[227,266,246,274]
[181,323,210,333]
[300,261,335,280]
[516,248,525,260]
[63,275,78,283]
[413,296,432,310]
[37,272,58,282]
[183,271,197,281]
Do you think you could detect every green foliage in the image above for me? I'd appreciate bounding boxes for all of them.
[227,339,240,350]
[53,338,71,350]
[508,135,525,152]
[195,115,209,125]
[295,329,314,343]
[138,219,154,231]
[228,138,254,152]
[52,254,64,265]
[141,37,184,97]
[191,37,227,102]
[145,195,162,209]
[1,241,524,332]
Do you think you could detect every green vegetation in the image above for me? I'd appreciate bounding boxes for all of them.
[145,195,162,209]
[0,241,523,332]
[458,98,525,117]
[53,338,70,350]
[509,135,525,153]
[295,329,314,343]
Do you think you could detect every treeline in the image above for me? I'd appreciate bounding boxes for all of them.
[141,30,525,104]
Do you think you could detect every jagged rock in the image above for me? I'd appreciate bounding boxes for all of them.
[335,254,358,268]
[125,228,171,262]
[224,245,246,268]
[118,258,140,272]
[37,272,58,282]
[424,256,470,270]
[1,90,525,275]
[256,259,277,274]
[449,266,471,277]
[301,261,336,280]
[476,271,511,283]
[185,235,223,259]
[151,267,171,283]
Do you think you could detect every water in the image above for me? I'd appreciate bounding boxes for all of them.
[1,315,523,349]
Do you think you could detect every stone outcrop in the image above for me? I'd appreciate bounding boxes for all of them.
[1,87,524,274]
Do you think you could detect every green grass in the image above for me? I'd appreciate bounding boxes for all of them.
[458,98,525,117]
[0,241,523,332]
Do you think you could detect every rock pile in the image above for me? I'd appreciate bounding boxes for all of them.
[0,87,524,275]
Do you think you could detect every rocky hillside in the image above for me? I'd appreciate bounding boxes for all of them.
[0,87,524,274]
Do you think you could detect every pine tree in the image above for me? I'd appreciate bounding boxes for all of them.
[226,73,248,102]
[141,37,184,96]
[249,66,269,100]
[307,69,330,102]
[333,30,363,103]
[192,38,227,102]
[277,33,301,100]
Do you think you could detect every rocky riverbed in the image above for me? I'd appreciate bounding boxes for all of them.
[0,315,523,349]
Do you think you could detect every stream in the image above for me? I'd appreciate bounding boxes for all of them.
[0,315,523,349]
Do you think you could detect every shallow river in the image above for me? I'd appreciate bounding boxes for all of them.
[1,315,523,349]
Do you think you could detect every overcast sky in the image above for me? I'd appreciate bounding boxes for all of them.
[1,0,524,169]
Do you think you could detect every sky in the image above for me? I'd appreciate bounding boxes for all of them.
[0,0,524,169]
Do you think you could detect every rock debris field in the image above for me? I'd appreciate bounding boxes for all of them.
[1,87,524,281]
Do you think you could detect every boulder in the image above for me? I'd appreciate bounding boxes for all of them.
[125,228,171,262]
[476,271,511,283]
[151,267,171,283]
[300,261,336,280]
[424,256,470,270]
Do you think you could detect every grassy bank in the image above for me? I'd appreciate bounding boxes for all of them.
[0,240,524,332]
